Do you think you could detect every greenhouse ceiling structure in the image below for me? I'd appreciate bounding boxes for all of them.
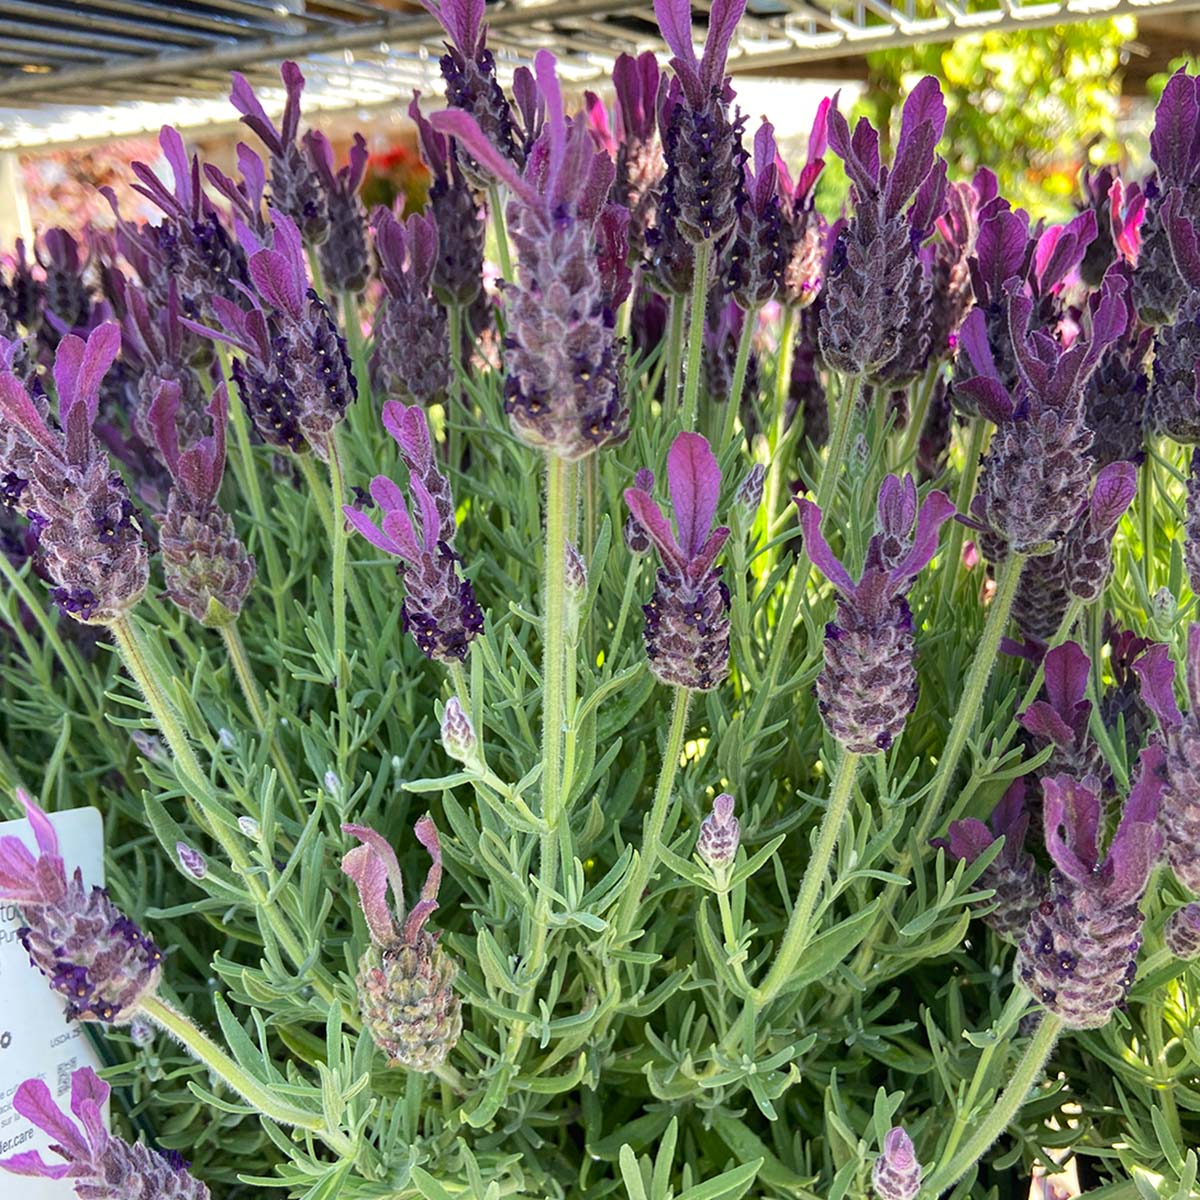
[0,0,1198,148]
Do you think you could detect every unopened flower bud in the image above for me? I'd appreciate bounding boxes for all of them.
[735,464,765,516]
[324,769,341,796]
[441,697,478,767]
[175,842,207,881]
[565,542,587,600]
[237,815,261,840]
[1153,586,1177,626]
[128,1016,156,1047]
[1165,903,1200,960]
[873,1128,921,1200]
[697,793,740,874]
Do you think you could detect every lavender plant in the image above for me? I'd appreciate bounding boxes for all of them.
[2,32,1200,1200]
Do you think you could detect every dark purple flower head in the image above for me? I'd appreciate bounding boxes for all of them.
[0,323,148,623]
[1165,903,1200,959]
[187,210,356,456]
[231,62,329,244]
[820,79,947,378]
[344,405,481,662]
[0,1066,211,1197]
[105,126,248,322]
[2,236,43,332]
[625,433,731,691]
[726,119,786,308]
[433,53,627,460]
[342,816,444,949]
[1017,748,1164,1028]
[370,208,449,407]
[304,130,370,293]
[420,0,521,176]
[35,227,93,334]
[772,98,831,305]
[800,476,954,752]
[614,50,662,146]
[937,780,1041,942]
[0,791,162,1022]
[407,92,485,307]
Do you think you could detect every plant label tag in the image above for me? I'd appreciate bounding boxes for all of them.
[0,806,108,1196]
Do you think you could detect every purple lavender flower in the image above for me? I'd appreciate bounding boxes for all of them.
[433,53,628,460]
[0,323,148,623]
[1132,67,1200,326]
[925,177,984,361]
[36,228,93,336]
[344,403,482,663]
[873,1128,921,1200]
[776,98,831,307]
[147,380,255,626]
[725,120,786,308]
[1018,642,1103,781]
[786,303,828,449]
[1133,625,1200,896]
[819,78,948,382]
[409,93,485,307]
[652,0,747,247]
[105,126,248,321]
[799,474,955,752]
[623,467,655,555]
[703,300,758,412]
[304,130,370,293]
[119,279,207,455]
[0,1067,210,1197]
[1084,277,1151,467]
[625,433,731,691]
[0,791,163,1023]
[231,62,329,244]
[370,208,449,407]
[1015,751,1164,1029]
[2,237,43,333]
[1079,167,1143,288]
[203,142,271,240]
[962,273,1128,557]
[1146,191,1200,441]
[697,792,740,872]
[186,211,356,458]
[938,780,1039,942]
[916,376,951,482]
[1165,903,1200,959]
[608,51,664,261]
[420,0,521,182]
[341,817,462,1071]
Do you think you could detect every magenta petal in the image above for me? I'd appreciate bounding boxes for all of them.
[666,432,721,560]
[698,0,747,95]
[0,375,58,455]
[1042,774,1101,883]
[146,380,183,480]
[653,0,699,74]
[13,1079,89,1164]
[343,505,402,557]
[625,487,684,571]
[1019,701,1075,750]
[1043,642,1090,718]
[69,1067,110,1150]
[1131,643,1182,731]
[409,476,442,552]
[341,843,398,946]
[16,789,58,858]
[1088,461,1136,533]
[941,817,995,864]
[413,814,443,903]
[248,249,304,319]
[0,1150,75,1179]
[0,834,39,898]
[796,497,855,596]
[342,823,405,910]
[429,110,529,199]
[1187,623,1200,714]
[1150,67,1200,189]
[889,487,954,583]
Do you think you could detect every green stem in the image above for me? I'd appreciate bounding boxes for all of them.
[609,556,642,667]
[489,183,513,281]
[110,616,206,789]
[762,305,800,538]
[745,372,861,746]
[326,433,351,767]
[923,1008,1062,1197]
[681,240,712,428]
[918,551,1026,844]
[897,363,939,470]
[721,304,758,450]
[614,687,691,936]
[219,623,303,813]
[1146,995,1182,1151]
[139,994,355,1156]
[938,418,987,615]
[716,887,752,996]
[938,987,1032,1163]
[751,749,860,1008]
[1141,446,1155,595]
[663,294,686,415]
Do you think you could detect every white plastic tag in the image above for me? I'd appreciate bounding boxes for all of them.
[0,806,108,1196]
